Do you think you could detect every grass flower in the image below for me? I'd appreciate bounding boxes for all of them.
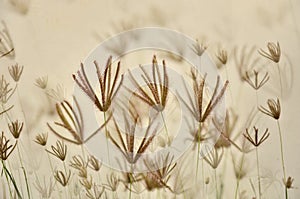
[245,70,269,90]
[54,169,71,187]
[259,98,281,120]
[108,114,157,164]
[86,185,105,199]
[46,140,67,161]
[284,176,294,189]
[202,146,224,169]
[80,176,93,190]
[0,21,15,59]
[8,120,23,139]
[73,56,123,113]
[103,173,119,192]
[258,42,281,63]
[35,76,48,89]
[142,153,176,192]
[213,109,238,149]
[216,48,228,65]
[191,39,207,56]
[243,127,270,147]
[8,64,24,82]
[0,132,17,161]
[243,126,269,199]
[0,75,15,104]
[34,132,48,146]
[181,71,228,123]
[127,55,169,112]
[70,155,87,170]
[202,146,224,199]
[47,99,84,145]
[88,155,101,172]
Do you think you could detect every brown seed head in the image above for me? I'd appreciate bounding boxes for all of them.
[127,55,169,112]
[245,70,269,90]
[88,155,101,172]
[0,131,17,161]
[8,64,23,82]
[258,42,281,63]
[216,49,228,65]
[192,39,207,56]
[243,126,270,147]
[259,98,281,120]
[8,120,23,139]
[34,133,48,146]
[46,140,67,161]
[73,56,123,113]
[54,169,71,187]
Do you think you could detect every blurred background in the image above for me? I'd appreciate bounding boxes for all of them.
[1,0,300,198]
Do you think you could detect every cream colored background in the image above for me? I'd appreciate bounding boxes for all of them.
[1,0,300,198]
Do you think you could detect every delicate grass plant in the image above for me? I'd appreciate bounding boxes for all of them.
[0,41,296,199]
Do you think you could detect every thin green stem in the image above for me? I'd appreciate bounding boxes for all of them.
[234,152,245,199]
[1,160,13,198]
[277,120,288,199]
[17,144,30,199]
[256,147,261,199]
[1,160,22,198]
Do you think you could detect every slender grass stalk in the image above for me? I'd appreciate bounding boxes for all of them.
[234,152,245,199]
[80,145,86,163]
[17,145,30,199]
[277,64,283,99]
[1,160,13,198]
[255,147,261,199]
[15,86,32,198]
[103,111,111,165]
[214,169,218,199]
[255,90,259,109]
[160,111,170,145]
[129,164,133,199]
[196,122,201,179]
[1,159,22,198]
[219,150,228,199]
[179,175,187,199]
[277,120,288,199]
[224,64,234,104]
